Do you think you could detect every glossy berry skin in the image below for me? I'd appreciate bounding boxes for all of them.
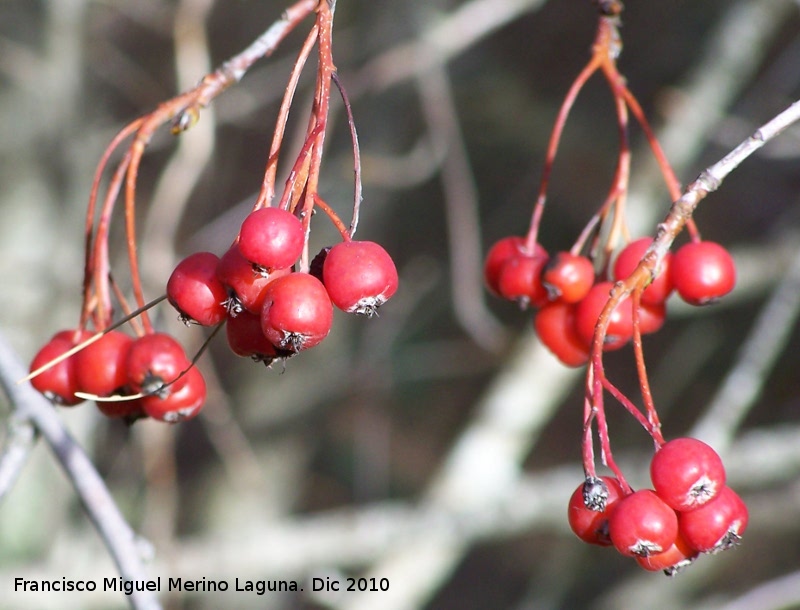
[534,302,590,367]
[141,366,206,423]
[496,252,550,308]
[635,533,698,574]
[323,240,399,315]
[167,252,228,326]
[29,329,91,406]
[226,309,285,363]
[670,241,736,305]
[613,238,674,306]
[260,273,333,352]
[125,333,191,397]
[678,486,748,553]
[608,489,679,557]
[567,476,624,545]
[238,207,305,271]
[651,437,726,511]
[75,330,134,397]
[216,245,289,315]
[542,252,595,304]
[574,281,633,351]
[484,237,546,297]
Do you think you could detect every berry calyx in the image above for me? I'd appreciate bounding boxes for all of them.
[635,533,698,575]
[216,245,289,315]
[322,240,399,315]
[167,251,228,326]
[260,272,333,352]
[568,476,624,545]
[608,489,679,557]
[670,241,736,305]
[237,206,305,271]
[650,437,726,511]
[140,365,206,423]
[678,486,748,553]
[542,252,595,304]
[226,309,288,363]
[125,333,191,397]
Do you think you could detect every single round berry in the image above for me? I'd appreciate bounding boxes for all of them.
[635,533,698,574]
[216,245,290,315]
[542,252,595,304]
[651,437,726,512]
[574,281,633,351]
[567,476,624,546]
[678,486,748,553]
[322,240,399,315]
[534,301,590,367]
[167,252,228,326]
[75,330,134,397]
[29,329,91,406]
[496,251,550,308]
[226,309,288,364]
[125,333,191,397]
[613,237,674,305]
[484,237,545,297]
[141,365,206,423]
[238,206,305,271]
[608,489,679,557]
[670,241,736,305]
[260,272,333,352]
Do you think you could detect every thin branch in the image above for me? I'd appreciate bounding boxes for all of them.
[0,331,161,610]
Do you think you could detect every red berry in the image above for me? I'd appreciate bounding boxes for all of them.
[678,486,748,553]
[650,437,726,512]
[574,281,633,351]
[484,237,545,297]
[635,533,698,574]
[542,252,595,304]
[167,252,228,326]
[496,251,550,308]
[125,333,191,397]
[534,301,590,367]
[637,301,667,335]
[216,245,290,315]
[670,241,736,305]
[322,240,399,315]
[226,309,287,363]
[567,476,624,545]
[613,238,674,305]
[75,330,134,397]
[29,329,91,406]
[260,273,333,352]
[141,366,206,423]
[96,397,146,421]
[608,489,679,557]
[238,207,304,271]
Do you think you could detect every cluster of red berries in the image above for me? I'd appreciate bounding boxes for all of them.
[568,437,748,574]
[28,206,398,424]
[168,207,398,361]
[484,235,736,366]
[29,330,204,423]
